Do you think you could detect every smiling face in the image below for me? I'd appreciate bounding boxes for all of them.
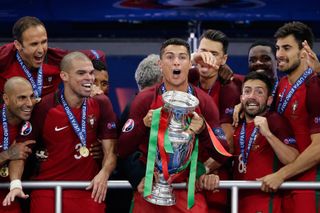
[248,45,277,79]
[3,79,35,124]
[14,25,48,69]
[241,79,272,119]
[61,57,95,99]
[94,70,109,95]
[159,44,191,91]
[197,38,227,79]
[276,35,302,75]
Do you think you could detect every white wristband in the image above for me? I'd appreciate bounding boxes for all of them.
[10,179,22,191]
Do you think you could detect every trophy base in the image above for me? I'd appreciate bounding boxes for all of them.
[145,181,176,206]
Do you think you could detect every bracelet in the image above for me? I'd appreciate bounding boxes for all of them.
[10,179,22,191]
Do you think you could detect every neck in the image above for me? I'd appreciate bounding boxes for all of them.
[199,73,218,90]
[245,116,254,123]
[5,107,22,126]
[287,62,308,84]
[63,87,85,108]
[245,110,268,123]
[163,81,189,92]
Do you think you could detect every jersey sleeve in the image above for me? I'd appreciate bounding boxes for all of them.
[118,90,154,158]
[307,74,320,134]
[219,75,243,124]
[96,95,118,140]
[47,48,106,66]
[197,88,231,164]
[267,112,297,147]
[0,43,16,72]
[15,101,48,143]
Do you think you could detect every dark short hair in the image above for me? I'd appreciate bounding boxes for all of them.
[243,71,273,96]
[160,38,191,59]
[12,16,45,43]
[200,29,229,54]
[92,59,107,72]
[274,21,314,49]
[248,40,276,57]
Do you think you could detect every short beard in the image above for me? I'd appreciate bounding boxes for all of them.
[245,104,268,119]
[282,58,301,75]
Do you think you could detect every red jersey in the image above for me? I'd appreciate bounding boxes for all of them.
[21,92,117,181]
[0,43,106,98]
[276,73,320,181]
[0,108,29,213]
[219,74,244,124]
[233,112,296,213]
[118,83,229,164]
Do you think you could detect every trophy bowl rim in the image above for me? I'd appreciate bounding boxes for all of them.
[162,90,199,110]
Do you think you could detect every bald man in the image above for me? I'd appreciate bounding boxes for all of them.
[4,52,118,213]
[0,77,36,213]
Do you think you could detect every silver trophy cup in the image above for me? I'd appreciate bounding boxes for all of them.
[145,90,199,206]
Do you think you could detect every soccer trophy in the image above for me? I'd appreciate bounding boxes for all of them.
[144,90,199,206]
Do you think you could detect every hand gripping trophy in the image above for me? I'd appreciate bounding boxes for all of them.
[143,90,200,208]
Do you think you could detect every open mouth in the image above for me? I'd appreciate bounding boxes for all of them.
[82,83,92,90]
[34,56,44,64]
[173,69,181,75]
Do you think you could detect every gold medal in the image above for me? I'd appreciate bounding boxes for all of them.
[79,146,90,157]
[0,166,9,177]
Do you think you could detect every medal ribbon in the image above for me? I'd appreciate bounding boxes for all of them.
[60,92,87,147]
[271,78,279,98]
[90,50,100,59]
[157,109,170,180]
[206,122,232,157]
[144,107,162,197]
[277,68,313,114]
[2,105,9,151]
[16,52,43,98]
[239,122,259,165]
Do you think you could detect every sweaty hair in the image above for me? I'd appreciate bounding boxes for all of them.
[92,59,108,71]
[160,38,191,59]
[243,71,273,96]
[274,21,315,49]
[200,29,229,54]
[12,16,45,43]
[135,54,162,91]
[60,51,91,72]
[248,40,276,57]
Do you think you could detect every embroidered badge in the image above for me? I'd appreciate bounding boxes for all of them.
[224,107,234,115]
[107,122,116,130]
[20,121,32,136]
[213,127,226,140]
[284,137,296,145]
[122,119,134,132]
[88,115,96,128]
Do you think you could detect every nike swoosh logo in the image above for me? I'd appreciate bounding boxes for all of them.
[54,126,68,132]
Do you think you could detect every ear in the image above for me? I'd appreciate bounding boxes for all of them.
[60,71,68,81]
[221,54,228,65]
[267,95,273,106]
[14,40,23,52]
[3,94,9,105]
